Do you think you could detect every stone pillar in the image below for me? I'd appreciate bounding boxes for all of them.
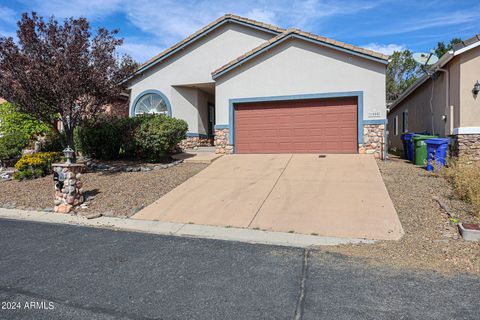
[451,134,480,161]
[52,163,85,213]
[214,128,233,154]
[359,124,385,159]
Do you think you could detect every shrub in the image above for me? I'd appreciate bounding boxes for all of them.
[441,158,480,216]
[42,130,65,152]
[0,132,30,161]
[135,115,188,162]
[0,102,48,139]
[14,152,62,180]
[74,115,151,160]
[75,118,124,160]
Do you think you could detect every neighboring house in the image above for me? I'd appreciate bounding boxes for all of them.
[125,14,388,157]
[387,34,480,160]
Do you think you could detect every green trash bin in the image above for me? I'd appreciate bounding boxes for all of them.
[411,135,437,166]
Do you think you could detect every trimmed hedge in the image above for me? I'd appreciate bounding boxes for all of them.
[14,152,62,180]
[135,115,188,162]
[75,115,188,161]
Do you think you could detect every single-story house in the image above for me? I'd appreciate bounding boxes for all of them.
[125,14,389,157]
[387,34,480,160]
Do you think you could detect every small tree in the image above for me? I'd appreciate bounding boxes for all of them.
[386,50,421,102]
[435,38,462,58]
[0,12,136,152]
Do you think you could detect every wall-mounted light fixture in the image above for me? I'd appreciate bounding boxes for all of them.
[473,80,480,95]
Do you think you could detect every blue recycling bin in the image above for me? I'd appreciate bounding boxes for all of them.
[401,133,416,160]
[425,138,450,171]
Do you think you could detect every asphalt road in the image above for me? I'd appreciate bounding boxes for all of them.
[0,219,478,320]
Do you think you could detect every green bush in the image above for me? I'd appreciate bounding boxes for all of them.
[13,152,62,180]
[0,102,48,139]
[75,115,150,160]
[42,130,65,152]
[135,115,188,162]
[0,132,30,161]
[75,115,185,161]
[75,117,125,160]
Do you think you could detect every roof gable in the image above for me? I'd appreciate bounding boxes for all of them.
[211,28,389,79]
[129,14,283,79]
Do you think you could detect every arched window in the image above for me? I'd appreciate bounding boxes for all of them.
[133,92,170,116]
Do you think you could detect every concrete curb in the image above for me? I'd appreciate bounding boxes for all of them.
[0,208,375,248]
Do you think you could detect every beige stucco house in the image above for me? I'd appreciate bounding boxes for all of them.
[388,34,480,160]
[125,14,388,158]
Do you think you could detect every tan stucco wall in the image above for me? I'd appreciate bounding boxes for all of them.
[387,72,449,150]
[215,38,387,125]
[458,46,480,127]
[387,45,480,151]
[127,23,274,134]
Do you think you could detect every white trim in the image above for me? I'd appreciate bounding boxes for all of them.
[454,42,480,56]
[453,127,480,135]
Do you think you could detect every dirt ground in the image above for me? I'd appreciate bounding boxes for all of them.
[0,163,207,217]
[327,155,480,275]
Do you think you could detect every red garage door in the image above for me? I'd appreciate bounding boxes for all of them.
[234,97,357,154]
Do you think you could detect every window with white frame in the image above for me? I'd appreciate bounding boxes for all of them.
[134,93,169,115]
[402,110,408,133]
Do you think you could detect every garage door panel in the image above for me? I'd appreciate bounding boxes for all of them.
[235,97,357,154]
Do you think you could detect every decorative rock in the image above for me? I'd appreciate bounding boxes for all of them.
[84,212,102,219]
[55,203,72,213]
[66,196,75,205]
[52,163,85,214]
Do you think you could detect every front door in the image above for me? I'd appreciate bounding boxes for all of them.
[208,104,215,138]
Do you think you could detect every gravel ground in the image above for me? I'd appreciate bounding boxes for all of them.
[0,163,207,217]
[328,155,480,275]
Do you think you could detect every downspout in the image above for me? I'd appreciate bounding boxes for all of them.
[436,67,449,136]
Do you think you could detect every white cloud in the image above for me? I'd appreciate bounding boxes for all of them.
[27,0,123,20]
[363,43,406,55]
[245,8,276,25]
[0,6,17,24]
[7,0,384,63]
[119,41,165,63]
[367,9,480,36]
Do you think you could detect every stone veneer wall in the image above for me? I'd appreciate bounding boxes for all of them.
[359,124,385,159]
[179,136,213,149]
[214,128,233,154]
[451,134,480,161]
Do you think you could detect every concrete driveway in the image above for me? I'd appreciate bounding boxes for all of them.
[133,154,403,240]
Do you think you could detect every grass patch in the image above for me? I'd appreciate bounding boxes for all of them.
[441,158,480,217]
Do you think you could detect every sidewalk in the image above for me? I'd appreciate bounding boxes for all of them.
[0,208,374,248]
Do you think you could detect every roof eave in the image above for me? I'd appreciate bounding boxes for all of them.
[123,17,283,84]
[388,51,455,112]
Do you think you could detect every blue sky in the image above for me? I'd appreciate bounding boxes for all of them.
[0,0,478,63]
